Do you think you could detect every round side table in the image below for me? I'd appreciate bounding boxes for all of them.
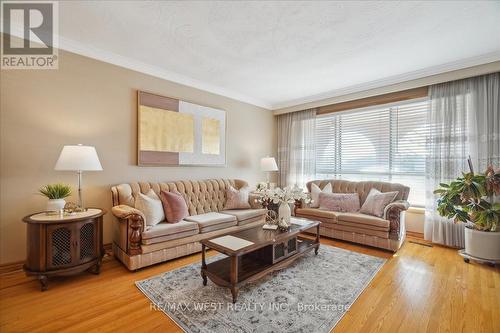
[22,208,106,291]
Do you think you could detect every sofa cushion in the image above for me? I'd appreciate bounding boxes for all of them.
[142,229,200,245]
[184,212,237,233]
[236,216,265,226]
[331,223,389,239]
[224,186,251,209]
[220,209,266,223]
[337,220,388,232]
[310,183,332,208]
[319,192,360,212]
[159,190,189,223]
[336,212,390,230]
[142,220,199,243]
[295,208,339,223]
[359,188,398,217]
[134,190,165,226]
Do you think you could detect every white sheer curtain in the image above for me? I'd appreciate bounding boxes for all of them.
[425,73,500,247]
[468,74,500,170]
[277,108,316,189]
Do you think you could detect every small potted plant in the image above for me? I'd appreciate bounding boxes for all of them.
[39,183,72,212]
[434,164,500,264]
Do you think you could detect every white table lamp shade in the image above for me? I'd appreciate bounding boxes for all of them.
[261,157,278,172]
[55,145,103,171]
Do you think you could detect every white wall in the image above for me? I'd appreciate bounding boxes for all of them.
[406,208,425,235]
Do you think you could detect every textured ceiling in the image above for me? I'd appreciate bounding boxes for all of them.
[56,1,500,109]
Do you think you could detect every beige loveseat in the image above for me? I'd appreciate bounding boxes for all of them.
[111,179,265,270]
[295,180,410,252]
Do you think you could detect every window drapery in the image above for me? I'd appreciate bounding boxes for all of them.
[277,109,316,188]
[424,72,500,247]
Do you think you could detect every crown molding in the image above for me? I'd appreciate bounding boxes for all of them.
[57,36,274,109]
[1,26,273,109]
[3,26,499,112]
[273,53,500,113]
[272,51,500,112]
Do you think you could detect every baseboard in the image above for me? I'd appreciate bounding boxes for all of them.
[406,231,424,239]
[0,243,113,275]
[0,261,24,275]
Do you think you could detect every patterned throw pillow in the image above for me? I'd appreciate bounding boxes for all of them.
[310,183,332,208]
[160,190,189,223]
[318,193,360,212]
[224,186,251,209]
[359,188,398,218]
[134,190,165,226]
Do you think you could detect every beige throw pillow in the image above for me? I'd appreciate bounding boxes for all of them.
[359,188,398,218]
[224,186,251,209]
[319,193,360,212]
[310,183,332,208]
[134,190,165,226]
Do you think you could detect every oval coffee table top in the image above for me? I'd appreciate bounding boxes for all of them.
[23,208,106,224]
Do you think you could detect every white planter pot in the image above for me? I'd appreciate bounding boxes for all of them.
[464,227,500,261]
[278,202,291,224]
[47,199,66,212]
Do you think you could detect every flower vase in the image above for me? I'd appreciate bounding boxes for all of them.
[278,202,291,225]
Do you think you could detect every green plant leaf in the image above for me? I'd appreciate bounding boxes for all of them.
[38,183,72,199]
[433,164,499,231]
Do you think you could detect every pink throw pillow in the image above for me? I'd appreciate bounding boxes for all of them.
[318,193,360,212]
[224,186,251,209]
[160,190,189,223]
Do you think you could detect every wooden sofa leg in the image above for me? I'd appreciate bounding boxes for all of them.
[128,215,143,256]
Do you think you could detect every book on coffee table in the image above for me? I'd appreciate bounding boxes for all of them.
[209,235,254,251]
[290,217,311,226]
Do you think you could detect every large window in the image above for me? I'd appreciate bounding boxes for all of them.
[315,99,428,206]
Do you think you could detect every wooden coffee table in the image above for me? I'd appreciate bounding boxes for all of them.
[200,217,320,303]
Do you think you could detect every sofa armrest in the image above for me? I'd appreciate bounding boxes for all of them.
[294,198,315,216]
[383,200,410,218]
[111,205,145,255]
[112,205,145,225]
[384,200,410,240]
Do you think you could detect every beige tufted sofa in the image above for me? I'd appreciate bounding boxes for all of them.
[111,179,265,270]
[295,180,410,252]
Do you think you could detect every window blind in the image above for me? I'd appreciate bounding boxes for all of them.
[315,99,429,206]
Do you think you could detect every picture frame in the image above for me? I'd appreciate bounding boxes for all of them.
[137,90,226,166]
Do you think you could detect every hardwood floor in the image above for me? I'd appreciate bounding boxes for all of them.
[1,237,499,333]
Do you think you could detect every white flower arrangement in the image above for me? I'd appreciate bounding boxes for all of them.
[256,186,311,205]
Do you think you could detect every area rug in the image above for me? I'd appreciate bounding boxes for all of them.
[136,244,386,333]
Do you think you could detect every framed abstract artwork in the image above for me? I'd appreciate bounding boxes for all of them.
[137,91,226,166]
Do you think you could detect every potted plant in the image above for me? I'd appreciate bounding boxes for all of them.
[39,183,72,212]
[434,165,500,263]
